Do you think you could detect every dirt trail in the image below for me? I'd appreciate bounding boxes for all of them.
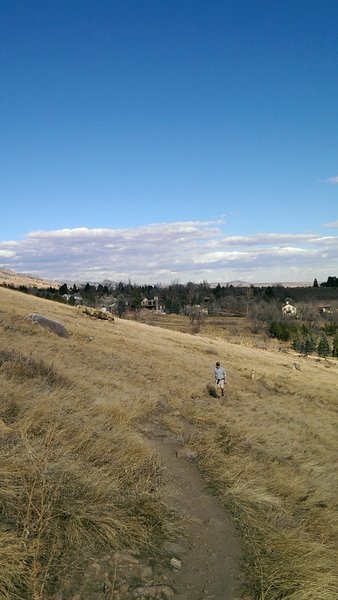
[145,416,243,600]
[59,416,243,600]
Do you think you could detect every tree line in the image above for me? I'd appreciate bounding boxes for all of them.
[1,276,338,357]
[1,275,338,314]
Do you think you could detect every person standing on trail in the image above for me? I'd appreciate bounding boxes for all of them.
[213,361,226,397]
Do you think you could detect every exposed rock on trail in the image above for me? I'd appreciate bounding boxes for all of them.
[145,416,243,600]
[52,415,242,600]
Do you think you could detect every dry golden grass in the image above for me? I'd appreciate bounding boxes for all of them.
[0,288,337,599]
[0,291,175,599]
[0,269,57,289]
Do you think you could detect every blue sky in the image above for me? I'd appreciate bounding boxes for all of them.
[1,0,337,284]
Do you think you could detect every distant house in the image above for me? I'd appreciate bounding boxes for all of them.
[63,294,82,303]
[282,301,297,316]
[141,297,162,312]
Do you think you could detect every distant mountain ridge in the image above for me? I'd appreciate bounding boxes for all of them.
[210,280,312,288]
[0,268,312,289]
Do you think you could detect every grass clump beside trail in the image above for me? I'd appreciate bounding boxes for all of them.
[189,423,337,600]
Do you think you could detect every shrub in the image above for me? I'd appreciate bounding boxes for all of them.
[269,321,291,340]
[0,349,66,387]
[206,383,218,398]
[323,321,338,336]
[317,334,330,357]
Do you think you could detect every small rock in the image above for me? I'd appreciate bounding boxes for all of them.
[133,585,174,598]
[170,557,181,570]
[189,516,203,524]
[176,447,197,459]
[290,361,301,371]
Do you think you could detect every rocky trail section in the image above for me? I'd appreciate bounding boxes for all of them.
[144,415,243,600]
[55,415,242,600]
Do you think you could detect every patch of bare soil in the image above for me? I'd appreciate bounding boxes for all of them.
[146,416,243,600]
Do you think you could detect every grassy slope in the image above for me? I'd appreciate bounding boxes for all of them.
[0,288,337,599]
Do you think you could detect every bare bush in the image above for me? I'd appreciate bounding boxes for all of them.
[249,301,280,333]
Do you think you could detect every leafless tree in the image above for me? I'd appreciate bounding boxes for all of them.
[249,301,280,333]
[183,305,207,333]
[297,303,321,329]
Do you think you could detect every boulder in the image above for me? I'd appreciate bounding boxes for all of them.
[26,313,69,338]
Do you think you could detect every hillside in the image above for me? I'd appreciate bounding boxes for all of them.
[0,268,58,289]
[0,287,337,599]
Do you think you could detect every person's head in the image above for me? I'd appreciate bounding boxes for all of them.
[216,361,220,367]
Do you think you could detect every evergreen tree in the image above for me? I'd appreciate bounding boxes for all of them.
[313,278,319,287]
[59,283,68,295]
[305,334,316,355]
[171,300,181,314]
[131,288,142,310]
[292,333,303,353]
[81,283,97,306]
[320,276,338,287]
[213,283,223,300]
[263,286,275,301]
[84,282,94,293]
[317,333,330,357]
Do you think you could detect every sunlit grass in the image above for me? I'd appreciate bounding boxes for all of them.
[0,287,337,599]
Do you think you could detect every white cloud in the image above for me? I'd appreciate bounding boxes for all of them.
[208,233,317,247]
[0,221,337,284]
[322,221,338,228]
[326,176,338,184]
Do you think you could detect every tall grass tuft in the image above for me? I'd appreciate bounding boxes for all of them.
[0,347,173,598]
[191,423,338,600]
